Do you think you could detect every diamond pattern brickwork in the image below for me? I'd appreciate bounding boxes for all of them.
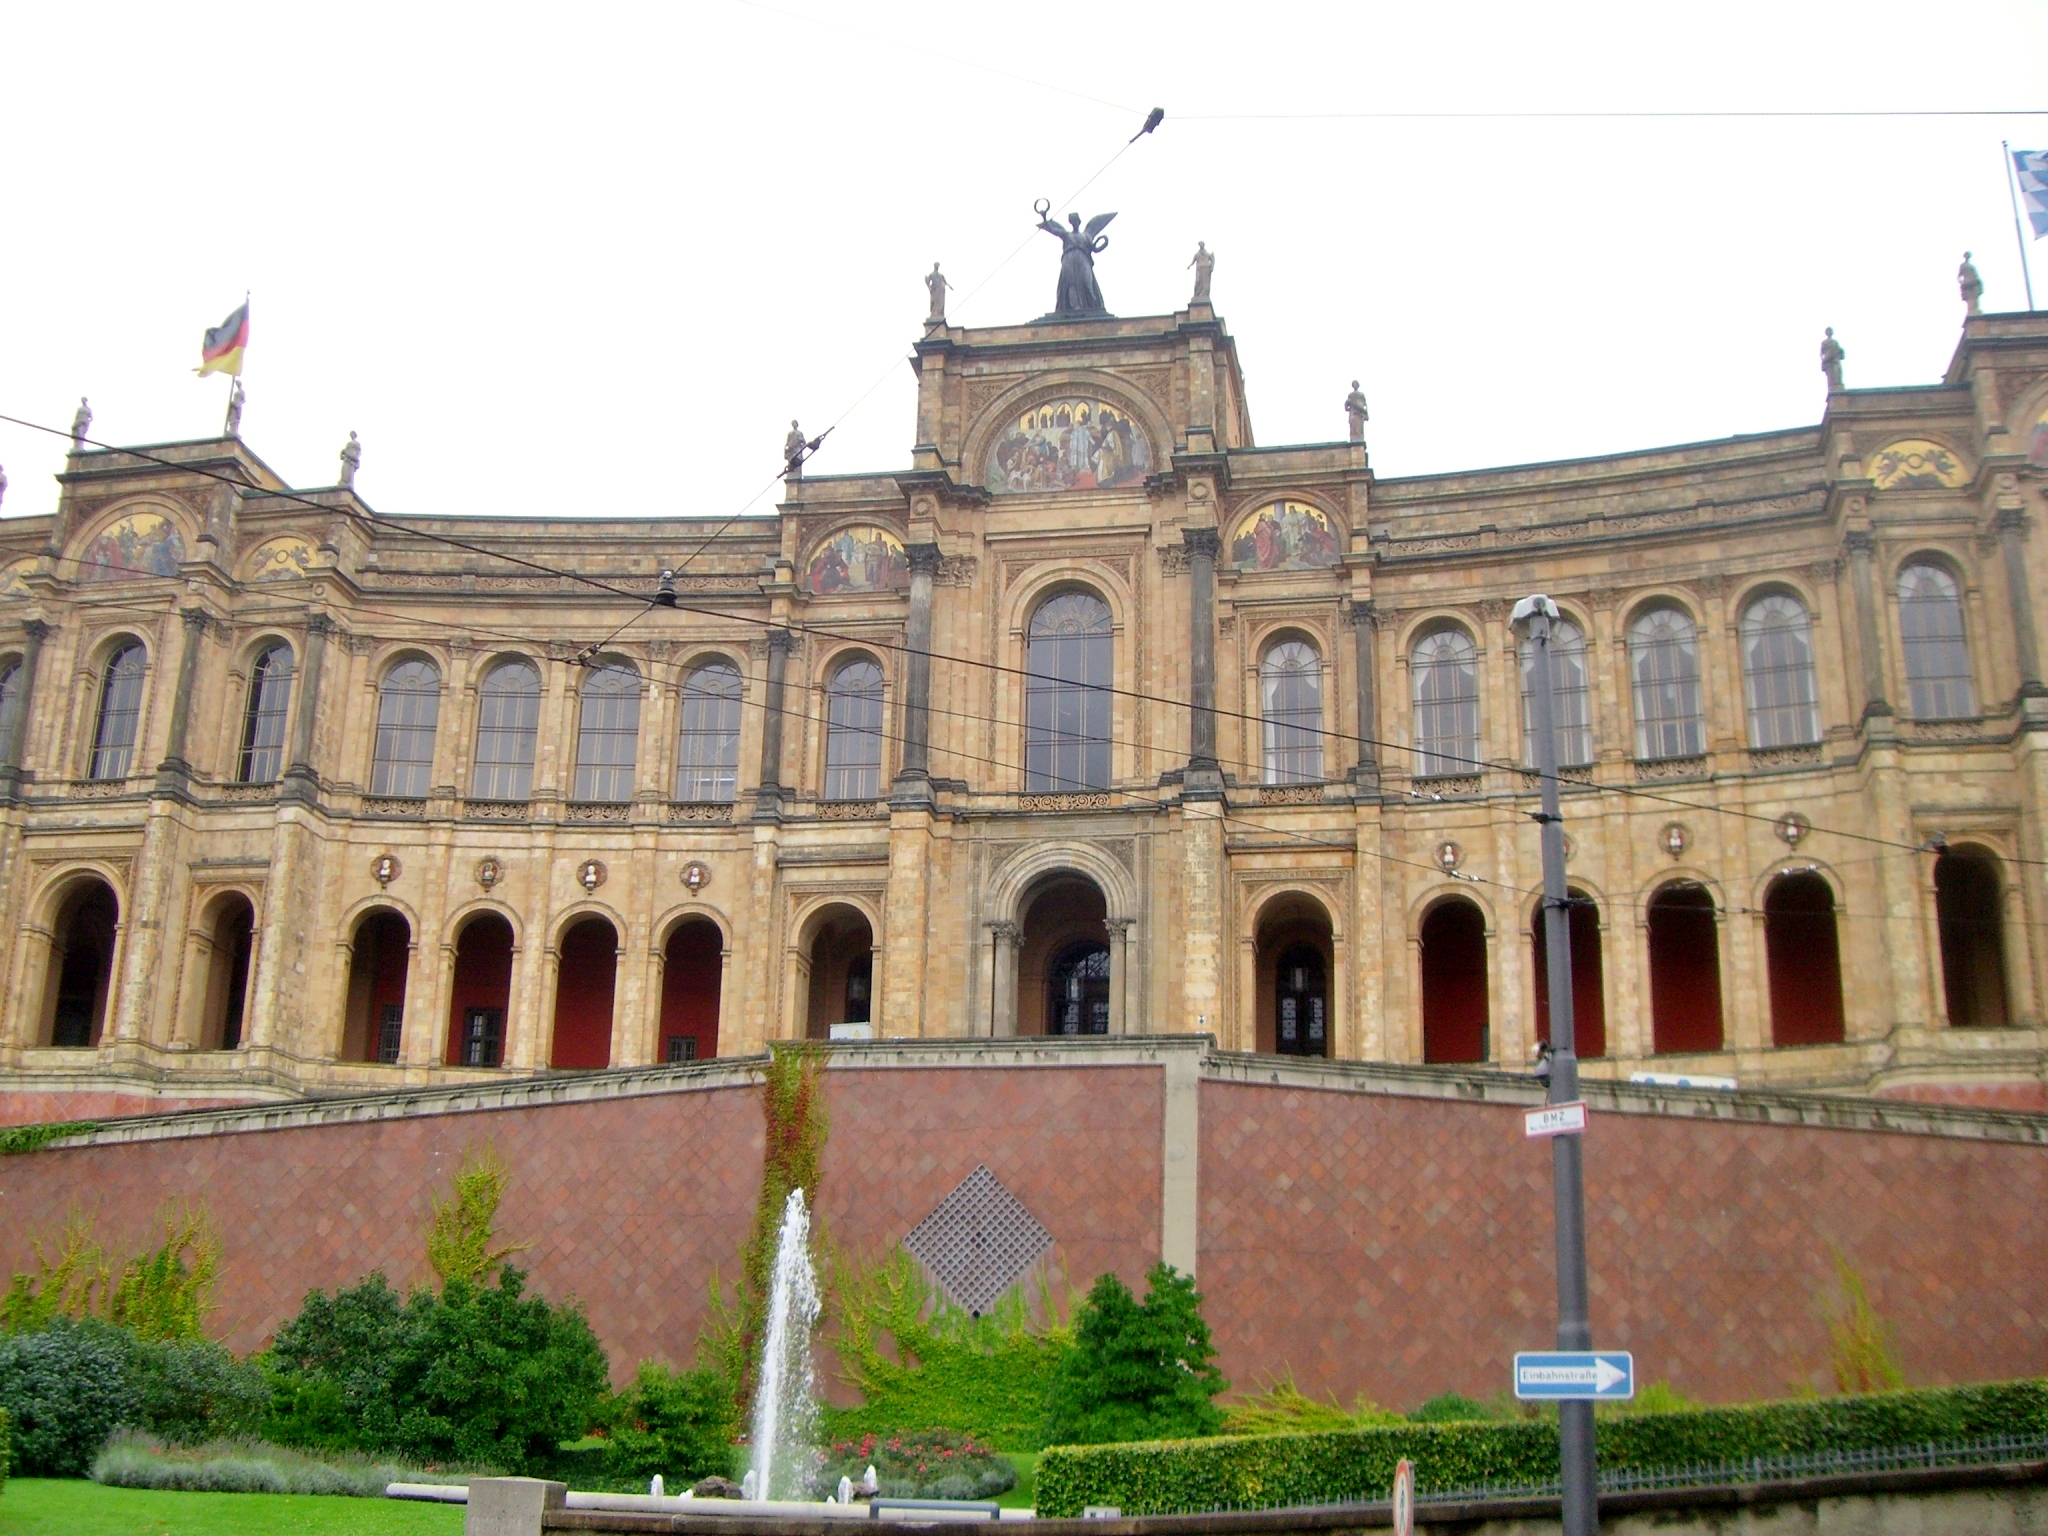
[903,1164,1052,1316]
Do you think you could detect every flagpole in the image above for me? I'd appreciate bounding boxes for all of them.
[2006,141,2038,312]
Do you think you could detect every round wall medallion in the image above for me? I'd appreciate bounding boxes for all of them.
[681,860,712,894]
[1433,839,1464,872]
[1659,822,1690,858]
[1774,812,1811,848]
[370,852,401,887]
[475,856,504,889]
[577,859,607,893]
[1561,831,1576,862]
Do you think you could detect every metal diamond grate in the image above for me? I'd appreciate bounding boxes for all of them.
[903,1164,1052,1317]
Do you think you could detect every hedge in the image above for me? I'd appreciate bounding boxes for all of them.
[1034,1378,2048,1516]
[2,1403,10,1490]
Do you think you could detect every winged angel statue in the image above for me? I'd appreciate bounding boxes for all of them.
[1036,201,1116,318]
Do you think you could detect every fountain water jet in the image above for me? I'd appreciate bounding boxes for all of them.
[748,1187,821,1501]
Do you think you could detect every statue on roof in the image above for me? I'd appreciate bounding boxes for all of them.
[1820,328,1845,393]
[1345,380,1369,443]
[1959,252,1983,315]
[1035,201,1115,318]
[339,430,361,489]
[925,262,951,324]
[70,397,92,449]
[1188,242,1214,304]
[224,379,245,437]
[785,420,807,477]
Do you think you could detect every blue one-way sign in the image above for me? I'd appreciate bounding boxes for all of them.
[1513,1351,1635,1401]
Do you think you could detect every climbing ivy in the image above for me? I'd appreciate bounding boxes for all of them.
[0,1120,97,1156]
[825,1245,1073,1451]
[707,1043,830,1407]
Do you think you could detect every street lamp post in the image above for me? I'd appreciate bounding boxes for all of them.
[1511,593,1597,1536]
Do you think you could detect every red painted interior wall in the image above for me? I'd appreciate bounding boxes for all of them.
[551,919,617,1069]
[361,912,411,1058]
[445,914,514,1065]
[660,921,722,1060]
[1648,887,1724,1054]
[1421,899,1489,1062]
[1532,896,1606,1057]
[1765,875,1845,1047]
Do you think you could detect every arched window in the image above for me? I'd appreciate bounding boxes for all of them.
[369,658,441,797]
[1763,872,1844,1046]
[1647,882,1723,1053]
[1934,847,2009,1026]
[89,642,147,780]
[1741,594,1820,748]
[0,657,23,757]
[1411,628,1479,777]
[237,644,295,784]
[1025,592,1112,791]
[573,662,641,802]
[1898,563,1975,719]
[1629,606,1704,760]
[1420,898,1489,1062]
[1519,618,1593,767]
[472,658,541,800]
[1274,944,1328,1057]
[675,662,742,802]
[824,659,885,800]
[1261,640,1323,784]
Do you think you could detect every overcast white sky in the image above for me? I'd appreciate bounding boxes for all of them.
[1,1,2044,535]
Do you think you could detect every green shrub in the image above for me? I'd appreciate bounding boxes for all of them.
[819,1428,1018,1501]
[0,1320,141,1477]
[129,1338,269,1446]
[1221,1374,1403,1437]
[265,1265,611,1473]
[828,1247,1072,1451]
[2,1402,10,1490]
[424,1144,529,1288]
[1034,1377,2048,1517]
[1043,1266,1227,1448]
[1407,1392,1497,1423]
[600,1362,738,1486]
[91,1429,474,1496]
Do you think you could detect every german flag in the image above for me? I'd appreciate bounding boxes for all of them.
[197,301,249,377]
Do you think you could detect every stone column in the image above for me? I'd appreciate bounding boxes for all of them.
[1846,531,1892,721]
[896,543,940,794]
[1997,509,2045,698]
[281,615,332,805]
[985,921,1020,1036]
[0,619,50,801]
[1350,600,1379,789]
[154,608,211,790]
[1184,527,1223,796]
[752,629,794,820]
[1105,916,1133,1034]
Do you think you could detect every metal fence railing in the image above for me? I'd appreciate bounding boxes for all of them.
[1094,1433,2048,1518]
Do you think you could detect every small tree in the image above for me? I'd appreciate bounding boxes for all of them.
[425,1144,528,1288]
[1043,1264,1227,1446]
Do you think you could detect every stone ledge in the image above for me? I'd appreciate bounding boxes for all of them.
[13,1033,2045,1152]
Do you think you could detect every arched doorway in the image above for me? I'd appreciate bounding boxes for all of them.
[1934,847,2009,1027]
[1647,883,1723,1053]
[1530,890,1605,1058]
[660,918,722,1061]
[447,912,514,1067]
[1018,874,1110,1035]
[1764,872,1845,1046]
[42,880,118,1048]
[1420,898,1488,1063]
[195,893,256,1051]
[343,909,412,1063]
[1255,893,1334,1056]
[803,905,875,1039]
[551,916,618,1068]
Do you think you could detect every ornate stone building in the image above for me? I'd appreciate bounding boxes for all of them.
[4,282,2048,1116]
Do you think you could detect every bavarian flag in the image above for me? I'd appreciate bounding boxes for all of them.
[197,301,250,377]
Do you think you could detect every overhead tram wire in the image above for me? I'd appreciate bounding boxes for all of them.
[50,575,2048,933]
[3,385,2031,874]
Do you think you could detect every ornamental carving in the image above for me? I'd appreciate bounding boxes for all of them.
[465,799,531,820]
[1749,744,1824,771]
[361,796,427,818]
[566,802,631,822]
[667,801,735,822]
[817,800,887,819]
[475,856,504,888]
[1018,791,1116,812]
[1636,755,1709,782]
[1157,545,1192,576]
[936,555,978,586]
[1258,785,1323,805]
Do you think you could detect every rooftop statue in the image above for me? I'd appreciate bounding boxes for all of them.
[1188,242,1214,304]
[1820,328,1845,393]
[339,430,362,489]
[1035,200,1115,319]
[1959,251,1983,315]
[925,262,951,324]
[71,397,92,448]
[1345,380,1369,442]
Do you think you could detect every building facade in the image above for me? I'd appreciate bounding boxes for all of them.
[4,284,2048,1115]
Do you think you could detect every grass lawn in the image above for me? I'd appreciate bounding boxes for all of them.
[0,1479,464,1536]
[997,1452,1038,1509]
